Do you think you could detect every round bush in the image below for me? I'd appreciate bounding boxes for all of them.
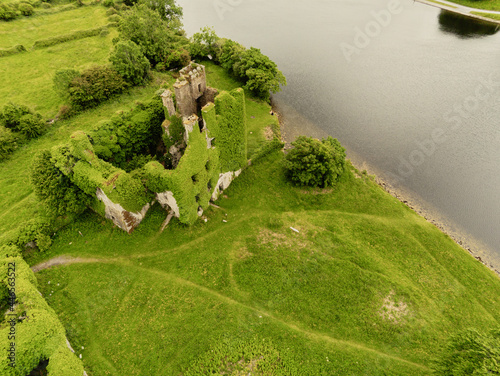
[284,135,346,188]
[68,65,127,109]
[0,4,18,20]
[18,3,35,16]
[17,113,46,139]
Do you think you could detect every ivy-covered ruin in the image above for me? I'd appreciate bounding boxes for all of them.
[38,63,247,233]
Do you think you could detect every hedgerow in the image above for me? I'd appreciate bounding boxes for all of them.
[0,44,26,58]
[31,25,111,49]
[0,247,84,376]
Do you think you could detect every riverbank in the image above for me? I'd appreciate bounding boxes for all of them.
[271,97,500,277]
[416,0,500,24]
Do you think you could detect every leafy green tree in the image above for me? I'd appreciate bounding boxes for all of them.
[118,4,180,65]
[234,47,287,100]
[284,136,346,188]
[190,26,220,59]
[30,150,91,217]
[110,40,150,86]
[433,329,500,375]
[218,39,245,72]
[139,0,182,27]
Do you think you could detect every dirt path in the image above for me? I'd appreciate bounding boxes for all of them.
[31,255,103,273]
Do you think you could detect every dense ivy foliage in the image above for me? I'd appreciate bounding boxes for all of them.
[284,136,346,188]
[433,329,500,375]
[30,150,91,217]
[91,96,164,168]
[212,89,247,172]
[0,246,83,376]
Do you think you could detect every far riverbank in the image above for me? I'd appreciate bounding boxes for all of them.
[271,97,500,277]
[416,0,500,24]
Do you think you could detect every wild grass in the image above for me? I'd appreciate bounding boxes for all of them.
[445,0,500,11]
[31,151,500,375]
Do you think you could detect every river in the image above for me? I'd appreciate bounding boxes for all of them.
[176,0,500,269]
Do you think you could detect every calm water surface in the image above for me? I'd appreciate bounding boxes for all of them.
[177,0,500,266]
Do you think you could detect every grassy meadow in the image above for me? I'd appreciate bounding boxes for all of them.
[0,4,116,117]
[2,3,500,375]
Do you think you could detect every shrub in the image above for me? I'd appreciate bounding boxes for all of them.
[110,40,150,86]
[190,26,219,59]
[17,113,46,139]
[164,47,190,69]
[0,126,17,161]
[53,68,80,100]
[284,136,346,188]
[56,104,75,120]
[18,2,34,16]
[68,65,127,109]
[102,0,114,7]
[0,4,18,20]
[0,102,31,129]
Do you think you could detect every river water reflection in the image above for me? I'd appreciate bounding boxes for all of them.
[176,0,500,268]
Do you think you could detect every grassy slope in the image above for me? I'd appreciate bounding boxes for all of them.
[31,151,500,375]
[0,5,115,117]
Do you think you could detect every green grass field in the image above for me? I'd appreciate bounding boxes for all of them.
[0,5,116,117]
[3,3,500,375]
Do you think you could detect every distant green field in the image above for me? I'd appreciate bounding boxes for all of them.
[0,5,116,117]
[0,5,109,49]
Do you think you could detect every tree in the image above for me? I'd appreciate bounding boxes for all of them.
[118,4,180,65]
[110,40,150,86]
[30,150,91,217]
[283,136,346,188]
[234,47,287,100]
[433,329,500,375]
